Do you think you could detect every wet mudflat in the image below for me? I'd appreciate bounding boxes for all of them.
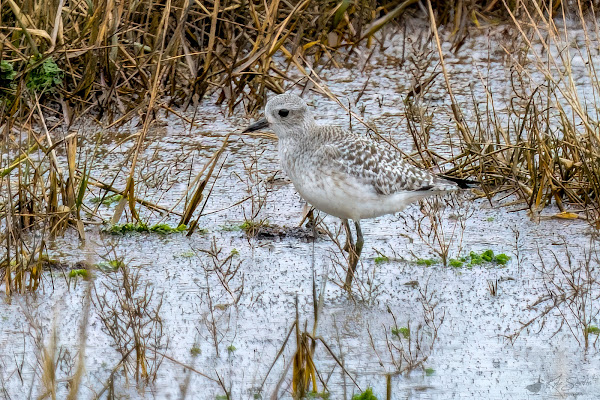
[2,25,600,399]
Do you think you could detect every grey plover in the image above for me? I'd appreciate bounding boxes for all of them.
[243,93,475,289]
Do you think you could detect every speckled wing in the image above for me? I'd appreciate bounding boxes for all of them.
[316,126,457,195]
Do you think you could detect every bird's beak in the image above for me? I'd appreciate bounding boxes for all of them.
[242,118,269,133]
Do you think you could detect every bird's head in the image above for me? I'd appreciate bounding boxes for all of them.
[242,93,315,139]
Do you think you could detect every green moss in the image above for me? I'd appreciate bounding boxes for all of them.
[180,251,195,258]
[230,249,239,256]
[352,387,377,400]
[392,327,410,339]
[416,258,435,266]
[69,269,89,278]
[374,255,389,264]
[425,368,435,376]
[227,344,236,353]
[449,259,464,268]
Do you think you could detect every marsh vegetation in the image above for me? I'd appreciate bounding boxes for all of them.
[2,1,600,399]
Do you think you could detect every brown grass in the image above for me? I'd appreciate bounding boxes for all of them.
[1,0,581,123]
[438,1,600,224]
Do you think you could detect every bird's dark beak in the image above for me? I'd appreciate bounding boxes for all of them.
[242,118,269,133]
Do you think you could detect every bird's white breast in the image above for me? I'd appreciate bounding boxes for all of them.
[278,138,433,220]
[292,169,431,220]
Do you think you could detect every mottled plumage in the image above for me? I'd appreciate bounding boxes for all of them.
[312,125,456,194]
[243,93,471,221]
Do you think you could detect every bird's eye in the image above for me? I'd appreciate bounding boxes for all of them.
[278,109,289,117]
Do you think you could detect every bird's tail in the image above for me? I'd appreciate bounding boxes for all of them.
[439,175,479,189]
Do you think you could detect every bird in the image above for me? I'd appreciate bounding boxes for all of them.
[243,93,476,290]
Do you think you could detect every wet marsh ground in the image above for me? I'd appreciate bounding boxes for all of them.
[3,22,600,399]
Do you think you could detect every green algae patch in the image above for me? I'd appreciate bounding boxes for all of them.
[416,258,436,266]
[374,255,390,264]
[449,250,511,268]
[105,223,188,234]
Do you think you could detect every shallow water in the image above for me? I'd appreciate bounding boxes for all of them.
[2,23,600,400]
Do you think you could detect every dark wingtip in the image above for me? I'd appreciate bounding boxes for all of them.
[439,175,479,189]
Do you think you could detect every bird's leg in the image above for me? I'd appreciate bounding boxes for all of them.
[344,220,363,292]
[354,220,364,258]
[342,218,354,252]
